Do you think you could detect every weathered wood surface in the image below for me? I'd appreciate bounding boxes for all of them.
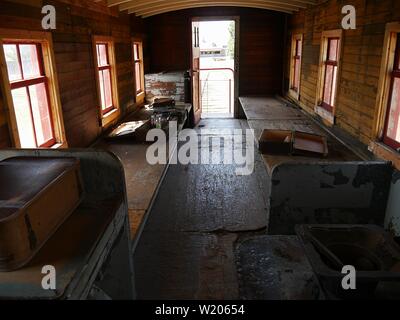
[239,96,303,120]
[145,71,186,103]
[128,209,146,239]
[134,119,270,299]
[240,96,361,173]
[236,235,324,300]
[93,108,170,241]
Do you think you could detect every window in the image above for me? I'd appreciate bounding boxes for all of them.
[371,23,400,168]
[383,35,400,150]
[3,42,54,148]
[289,34,303,100]
[315,30,343,124]
[133,39,145,105]
[93,36,119,127]
[96,43,114,115]
[321,38,340,112]
[0,30,66,149]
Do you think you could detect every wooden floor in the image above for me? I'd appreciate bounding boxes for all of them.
[134,118,270,299]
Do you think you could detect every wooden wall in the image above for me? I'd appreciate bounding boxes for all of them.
[285,0,400,145]
[0,0,141,148]
[143,7,286,96]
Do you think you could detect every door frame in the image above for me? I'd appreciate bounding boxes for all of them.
[191,16,240,119]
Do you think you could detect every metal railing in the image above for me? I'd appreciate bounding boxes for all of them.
[200,68,234,116]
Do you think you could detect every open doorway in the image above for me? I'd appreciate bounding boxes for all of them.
[191,18,239,122]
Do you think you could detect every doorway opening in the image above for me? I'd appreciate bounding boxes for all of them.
[192,18,238,121]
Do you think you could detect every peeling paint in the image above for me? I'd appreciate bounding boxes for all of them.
[269,162,392,235]
[392,170,400,183]
[145,72,186,103]
[322,169,349,185]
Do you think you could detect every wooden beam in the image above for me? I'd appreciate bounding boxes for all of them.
[130,3,296,17]
[107,0,131,6]
[120,0,312,11]
[124,2,305,14]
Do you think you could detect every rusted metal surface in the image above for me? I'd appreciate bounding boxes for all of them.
[269,162,393,235]
[236,235,323,300]
[145,71,186,103]
[0,150,134,300]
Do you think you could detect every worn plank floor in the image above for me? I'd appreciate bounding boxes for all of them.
[134,119,270,299]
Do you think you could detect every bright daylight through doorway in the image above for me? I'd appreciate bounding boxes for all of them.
[199,20,235,118]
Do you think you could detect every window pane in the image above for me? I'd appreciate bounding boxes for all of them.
[3,44,22,81]
[96,44,108,67]
[328,39,339,61]
[323,65,334,106]
[29,83,54,146]
[296,40,302,56]
[386,77,400,143]
[103,69,112,109]
[134,44,139,61]
[11,87,36,148]
[331,65,338,106]
[293,59,300,90]
[99,69,113,111]
[396,36,400,70]
[99,70,106,109]
[135,62,142,92]
[20,44,41,79]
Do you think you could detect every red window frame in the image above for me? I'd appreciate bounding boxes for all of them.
[133,42,143,95]
[383,36,400,151]
[96,43,115,116]
[321,37,340,113]
[4,41,56,148]
[292,38,302,92]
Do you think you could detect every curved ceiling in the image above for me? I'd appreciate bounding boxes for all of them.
[97,0,316,17]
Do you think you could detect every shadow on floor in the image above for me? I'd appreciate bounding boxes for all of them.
[134,119,270,299]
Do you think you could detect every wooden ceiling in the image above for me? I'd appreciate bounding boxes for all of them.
[94,0,316,17]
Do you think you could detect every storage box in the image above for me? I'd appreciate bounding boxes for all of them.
[0,157,83,271]
[258,130,293,155]
[292,131,328,157]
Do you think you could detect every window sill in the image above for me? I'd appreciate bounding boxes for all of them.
[136,91,145,105]
[370,141,400,170]
[288,88,300,101]
[51,142,67,149]
[101,108,120,129]
[315,105,334,125]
